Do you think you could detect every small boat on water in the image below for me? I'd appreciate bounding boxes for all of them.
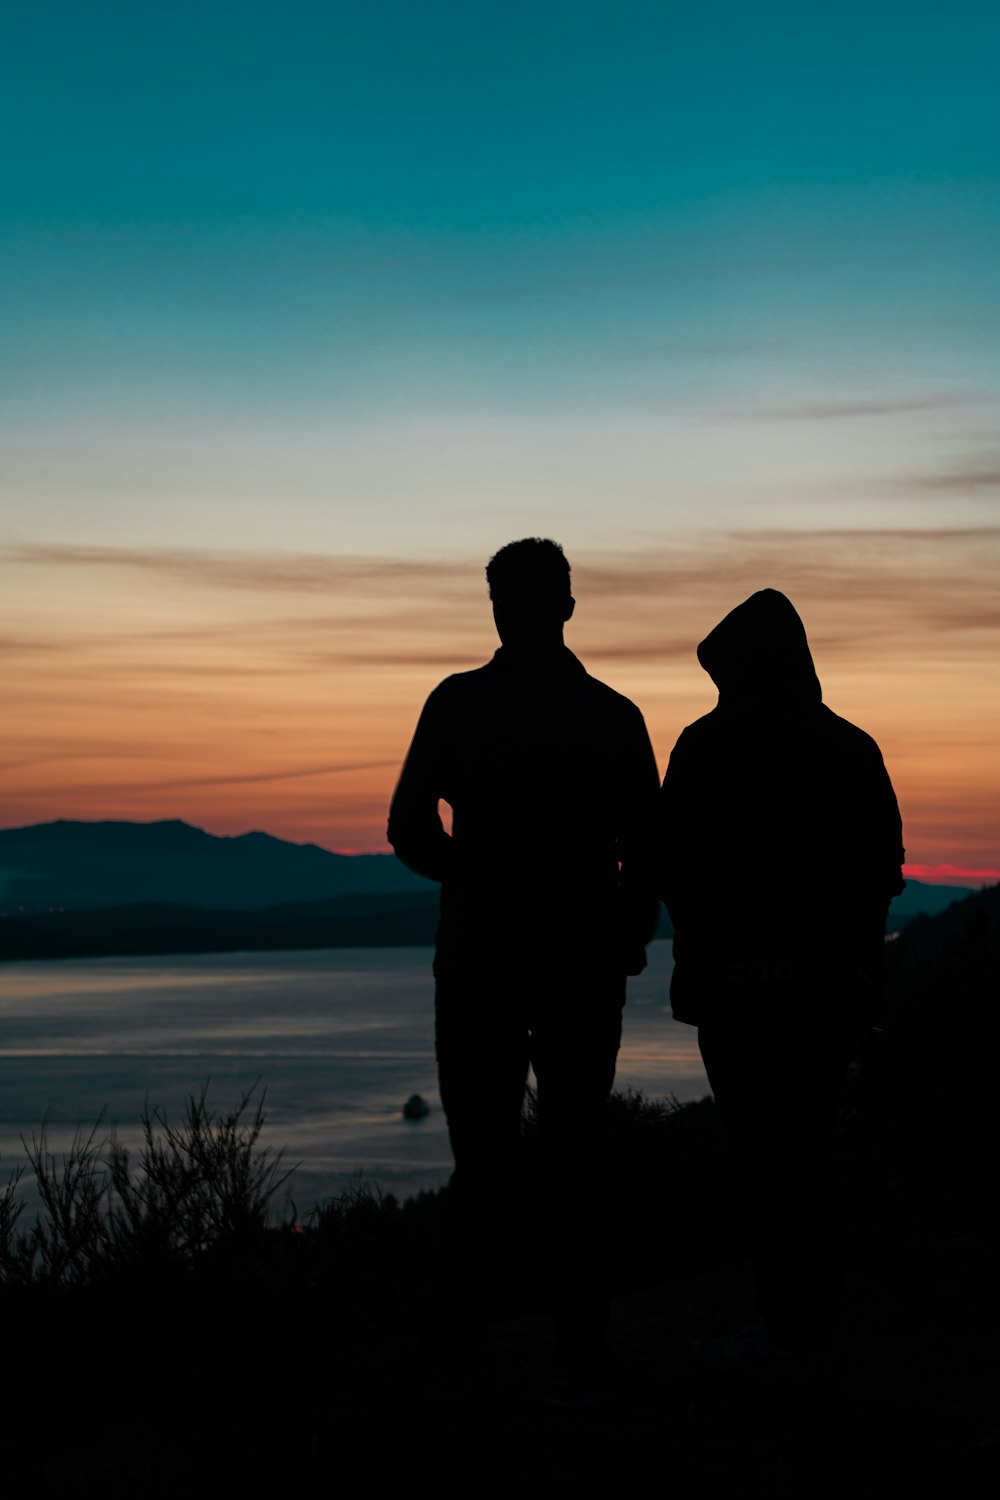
[402,1093,430,1120]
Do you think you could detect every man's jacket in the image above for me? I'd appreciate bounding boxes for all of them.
[659,590,905,1022]
[388,642,661,978]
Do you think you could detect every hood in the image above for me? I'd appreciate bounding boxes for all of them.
[697,589,822,709]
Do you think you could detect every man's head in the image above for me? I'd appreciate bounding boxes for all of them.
[486,537,575,644]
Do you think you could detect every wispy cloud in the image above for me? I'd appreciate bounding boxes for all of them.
[577,526,1000,607]
[6,524,999,862]
[8,526,999,649]
[904,464,1000,493]
[0,634,64,653]
[42,761,400,796]
[2,543,476,595]
[139,761,400,791]
[717,393,972,422]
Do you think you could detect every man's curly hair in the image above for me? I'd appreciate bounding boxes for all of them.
[485,537,572,613]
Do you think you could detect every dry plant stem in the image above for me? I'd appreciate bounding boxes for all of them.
[0,1082,298,1287]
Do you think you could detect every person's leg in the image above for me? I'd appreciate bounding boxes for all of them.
[698,1011,859,1347]
[529,977,625,1361]
[433,975,529,1366]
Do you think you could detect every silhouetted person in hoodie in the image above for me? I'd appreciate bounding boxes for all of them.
[659,589,904,1371]
[388,538,660,1381]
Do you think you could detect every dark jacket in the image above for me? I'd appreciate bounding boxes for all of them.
[659,590,905,1022]
[388,642,661,977]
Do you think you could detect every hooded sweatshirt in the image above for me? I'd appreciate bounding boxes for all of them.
[659,590,905,1022]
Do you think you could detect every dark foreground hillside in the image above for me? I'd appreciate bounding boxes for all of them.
[2,886,998,1498]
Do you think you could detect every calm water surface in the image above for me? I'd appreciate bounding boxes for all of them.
[0,941,704,1209]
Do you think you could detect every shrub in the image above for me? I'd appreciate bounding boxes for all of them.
[0,1083,294,1288]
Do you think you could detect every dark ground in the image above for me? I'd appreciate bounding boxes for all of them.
[4,1080,997,1500]
[4,885,998,1497]
[6,1222,997,1499]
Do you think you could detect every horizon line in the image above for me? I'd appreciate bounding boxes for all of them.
[2,816,996,887]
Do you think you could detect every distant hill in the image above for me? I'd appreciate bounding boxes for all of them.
[0,817,984,963]
[0,819,435,912]
[887,878,979,926]
[0,891,441,962]
[882,879,1000,1246]
[888,879,1000,970]
[0,819,975,924]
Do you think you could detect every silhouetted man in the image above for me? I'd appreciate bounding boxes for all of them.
[658,589,904,1371]
[388,538,660,1378]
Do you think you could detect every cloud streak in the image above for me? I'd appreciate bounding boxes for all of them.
[715,393,974,423]
[2,543,477,596]
[8,527,1000,667]
[118,760,400,792]
[6,524,998,863]
[9,523,999,597]
[905,465,1000,494]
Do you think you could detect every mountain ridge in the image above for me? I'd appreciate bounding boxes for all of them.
[0,817,435,912]
[0,817,983,962]
[0,816,976,916]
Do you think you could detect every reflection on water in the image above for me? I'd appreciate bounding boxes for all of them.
[0,941,704,1207]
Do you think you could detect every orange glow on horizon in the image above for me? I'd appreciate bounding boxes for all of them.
[902,865,1000,886]
[2,533,998,877]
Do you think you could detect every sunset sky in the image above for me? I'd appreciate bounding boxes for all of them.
[3,1,998,881]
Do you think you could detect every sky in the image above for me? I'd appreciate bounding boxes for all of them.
[2,0,999,881]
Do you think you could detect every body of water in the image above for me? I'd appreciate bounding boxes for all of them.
[0,940,705,1211]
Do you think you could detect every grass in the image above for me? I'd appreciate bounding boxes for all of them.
[1,1083,295,1288]
[0,1079,743,1495]
[1,1058,991,1500]
[0,1081,739,1301]
[7,888,994,1304]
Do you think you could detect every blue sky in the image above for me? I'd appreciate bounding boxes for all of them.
[4,0,998,440]
[2,1,999,865]
[7,1,997,226]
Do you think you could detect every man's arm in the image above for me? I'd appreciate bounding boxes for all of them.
[387,684,454,884]
[656,727,702,930]
[860,743,906,904]
[882,755,906,898]
[617,706,663,973]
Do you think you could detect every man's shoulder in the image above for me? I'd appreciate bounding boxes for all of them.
[432,665,492,692]
[670,709,720,748]
[427,654,649,733]
[423,663,495,702]
[578,668,647,724]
